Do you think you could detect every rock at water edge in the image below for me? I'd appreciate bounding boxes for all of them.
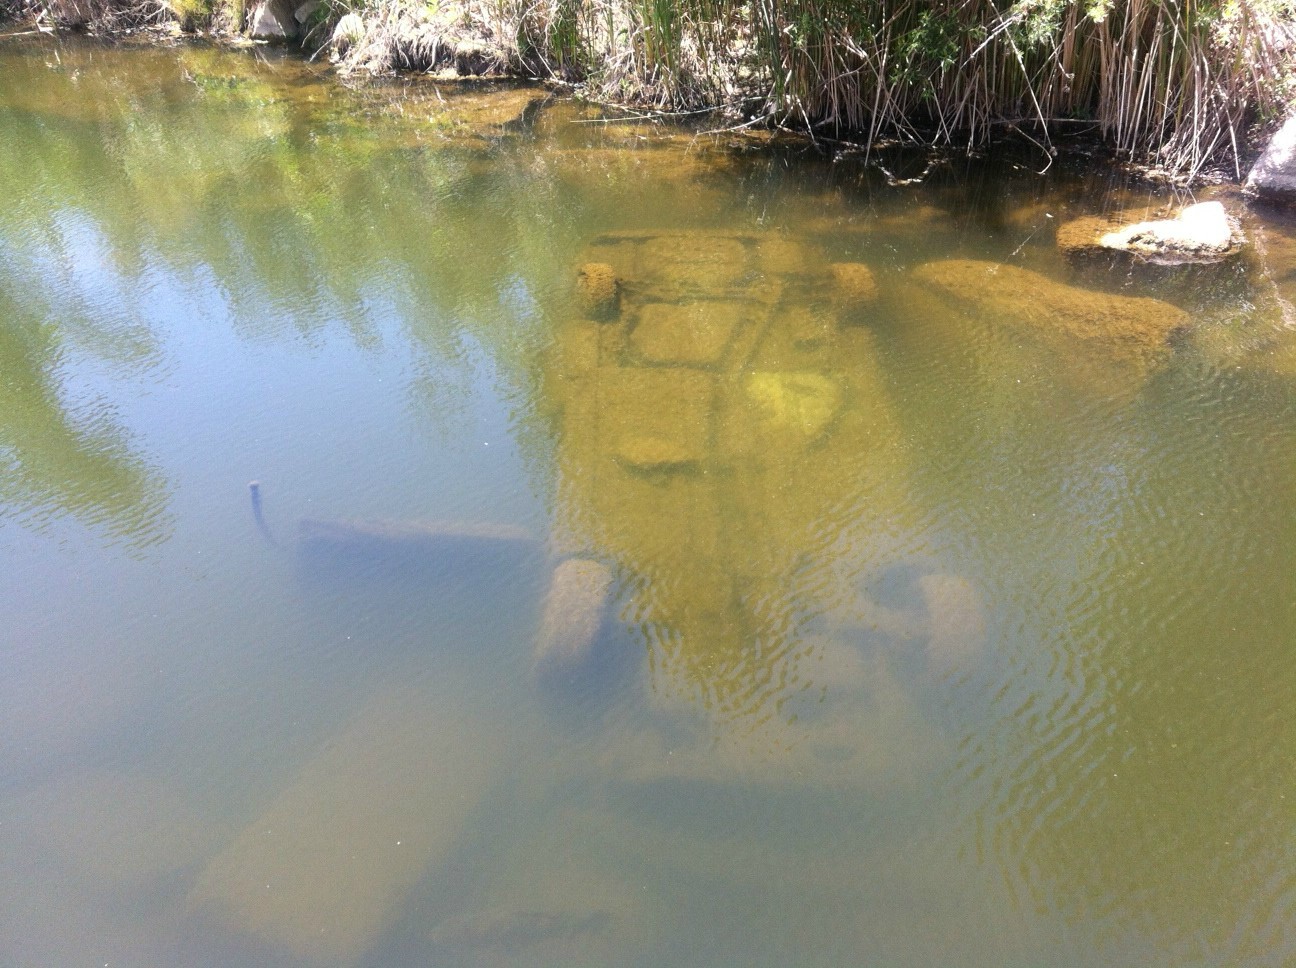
[1246,115,1296,204]
[248,0,297,39]
[1099,202,1238,264]
[331,13,364,54]
[1058,202,1239,264]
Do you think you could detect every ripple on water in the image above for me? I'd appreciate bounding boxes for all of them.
[2,36,1296,968]
[942,353,1296,963]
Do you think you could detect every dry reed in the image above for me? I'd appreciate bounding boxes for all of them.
[500,0,1293,176]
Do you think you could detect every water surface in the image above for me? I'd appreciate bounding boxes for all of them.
[2,36,1295,968]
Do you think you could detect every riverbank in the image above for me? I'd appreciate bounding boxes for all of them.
[4,0,1296,185]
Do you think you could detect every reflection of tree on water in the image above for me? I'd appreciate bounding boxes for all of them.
[6,40,1293,964]
[0,42,568,553]
[0,41,596,455]
[541,228,989,788]
[0,291,170,546]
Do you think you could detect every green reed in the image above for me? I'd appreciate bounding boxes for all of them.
[8,0,1294,178]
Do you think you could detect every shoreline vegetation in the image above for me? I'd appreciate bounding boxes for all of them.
[3,0,1295,183]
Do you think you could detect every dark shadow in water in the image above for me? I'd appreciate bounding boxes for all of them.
[290,516,550,671]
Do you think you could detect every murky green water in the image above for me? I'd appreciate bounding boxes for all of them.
[2,36,1295,968]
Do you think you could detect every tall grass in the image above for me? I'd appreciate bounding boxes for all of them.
[1,0,167,28]
[504,0,1296,177]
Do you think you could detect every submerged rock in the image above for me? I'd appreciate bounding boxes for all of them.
[911,259,1189,356]
[785,306,836,349]
[1056,202,1240,265]
[614,435,701,472]
[424,86,549,142]
[640,235,750,293]
[1246,115,1296,205]
[755,234,810,277]
[596,368,716,472]
[575,230,782,306]
[1054,215,1111,256]
[190,683,503,963]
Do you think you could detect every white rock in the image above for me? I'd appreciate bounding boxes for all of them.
[331,12,365,54]
[1098,201,1238,264]
[247,0,296,39]
[1246,115,1296,203]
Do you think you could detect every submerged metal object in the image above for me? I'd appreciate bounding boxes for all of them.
[298,516,538,553]
[296,516,543,582]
